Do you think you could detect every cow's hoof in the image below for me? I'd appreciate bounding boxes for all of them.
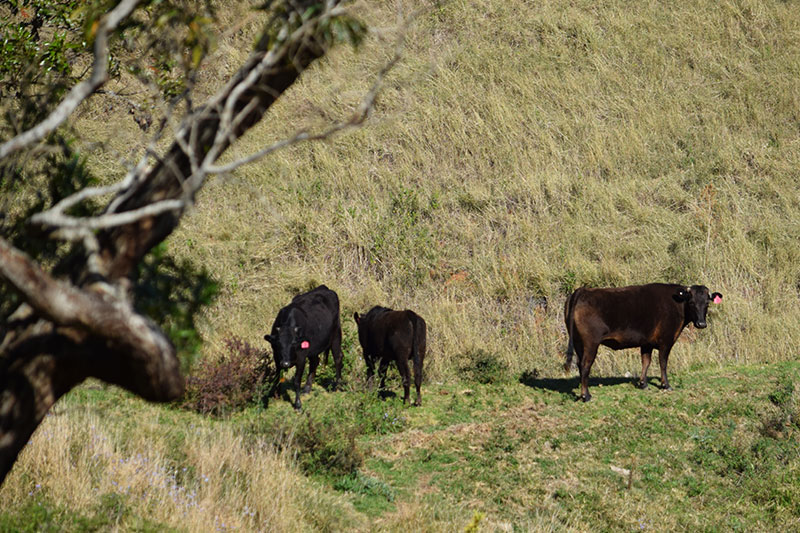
[661,385,673,392]
[580,393,592,402]
[414,400,422,407]
[636,380,648,389]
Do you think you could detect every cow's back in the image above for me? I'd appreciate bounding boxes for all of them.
[292,285,339,314]
[360,307,420,354]
[576,284,683,332]
[277,285,340,339]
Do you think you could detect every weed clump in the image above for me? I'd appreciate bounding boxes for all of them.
[761,375,799,439]
[333,470,395,502]
[294,411,365,477]
[245,391,407,478]
[460,349,509,384]
[182,337,269,416]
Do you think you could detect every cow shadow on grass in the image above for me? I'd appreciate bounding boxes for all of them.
[519,371,640,401]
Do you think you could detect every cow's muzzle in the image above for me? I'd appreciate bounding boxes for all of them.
[694,321,707,329]
[280,360,292,369]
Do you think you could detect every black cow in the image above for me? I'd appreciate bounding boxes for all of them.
[264,285,343,410]
[353,306,427,406]
[564,283,722,402]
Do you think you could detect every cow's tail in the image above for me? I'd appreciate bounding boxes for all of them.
[563,288,582,372]
[411,311,426,383]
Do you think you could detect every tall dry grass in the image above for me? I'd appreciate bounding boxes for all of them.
[7,0,800,530]
[0,392,361,532]
[150,0,800,381]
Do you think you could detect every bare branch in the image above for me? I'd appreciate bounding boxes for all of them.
[0,0,141,160]
[32,199,185,231]
[32,182,129,217]
[206,37,405,176]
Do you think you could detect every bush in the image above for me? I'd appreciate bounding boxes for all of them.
[182,337,269,416]
[294,411,365,477]
[460,349,509,384]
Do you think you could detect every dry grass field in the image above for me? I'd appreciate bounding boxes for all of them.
[2,0,800,530]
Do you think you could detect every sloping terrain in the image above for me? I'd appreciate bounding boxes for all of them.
[3,0,800,530]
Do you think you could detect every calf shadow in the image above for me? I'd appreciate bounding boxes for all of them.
[519,372,639,401]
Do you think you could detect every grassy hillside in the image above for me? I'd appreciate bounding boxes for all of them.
[3,0,800,530]
[2,362,799,531]
[174,0,800,380]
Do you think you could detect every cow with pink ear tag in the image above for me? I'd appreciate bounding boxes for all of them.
[564,283,723,402]
[263,285,343,411]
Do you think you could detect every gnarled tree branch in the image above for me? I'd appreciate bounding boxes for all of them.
[0,0,408,486]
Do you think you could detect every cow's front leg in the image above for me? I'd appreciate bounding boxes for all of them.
[293,357,306,410]
[330,324,344,390]
[303,354,319,394]
[264,369,282,406]
[638,347,653,389]
[657,345,674,391]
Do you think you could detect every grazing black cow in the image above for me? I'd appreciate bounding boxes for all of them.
[353,306,427,406]
[564,283,722,402]
[264,285,343,410]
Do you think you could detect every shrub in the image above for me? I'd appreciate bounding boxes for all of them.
[293,408,364,477]
[460,349,509,384]
[182,337,269,416]
[251,392,407,478]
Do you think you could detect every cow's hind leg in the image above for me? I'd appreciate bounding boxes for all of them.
[377,357,390,391]
[303,354,320,394]
[396,355,411,405]
[364,353,375,388]
[578,341,598,402]
[638,347,653,389]
[657,344,674,391]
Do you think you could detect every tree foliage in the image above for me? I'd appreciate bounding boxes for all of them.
[0,0,381,485]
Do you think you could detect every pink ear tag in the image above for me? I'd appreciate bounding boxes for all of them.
[300,341,310,349]
[712,295,722,304]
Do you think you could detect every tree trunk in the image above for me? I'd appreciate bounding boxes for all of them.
[0,7,338,484]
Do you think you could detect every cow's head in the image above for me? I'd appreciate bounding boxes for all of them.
[264,323,307,369]
[675,285,723,328]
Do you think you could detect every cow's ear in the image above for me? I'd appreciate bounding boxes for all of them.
[353,312,360,324]
[264,334,273,342]
[711,292,723,304]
